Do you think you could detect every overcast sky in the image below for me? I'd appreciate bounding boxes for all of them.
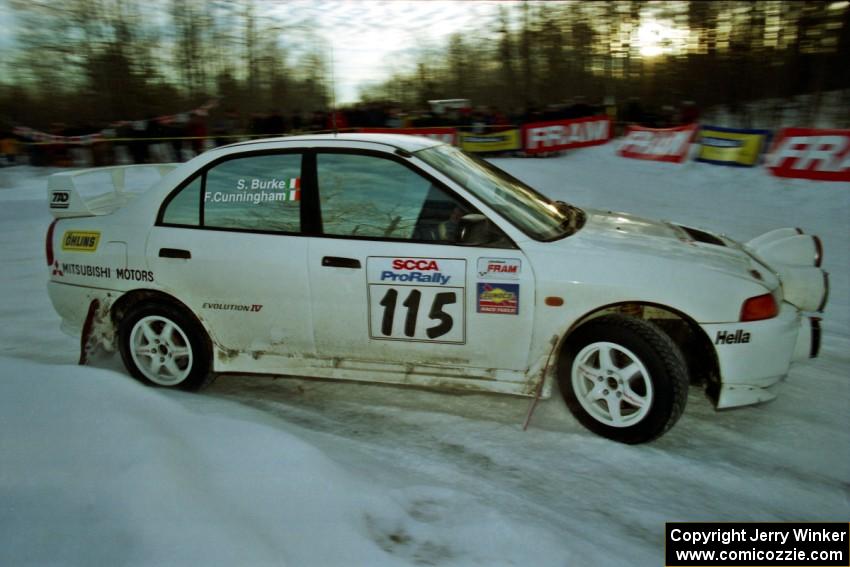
[278,0,508,103]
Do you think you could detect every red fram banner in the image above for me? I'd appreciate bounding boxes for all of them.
[618,123,699,163]
[765,128,850,182]
[521,115,611,154]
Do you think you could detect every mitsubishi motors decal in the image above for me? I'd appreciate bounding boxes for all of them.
[765,128,850,182]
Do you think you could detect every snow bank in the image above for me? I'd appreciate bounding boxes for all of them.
[0,358,569,566]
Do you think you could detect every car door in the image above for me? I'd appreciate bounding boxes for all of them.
[148,151,314,370]
[307,148,535,378]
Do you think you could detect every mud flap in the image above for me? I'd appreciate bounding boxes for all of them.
[522,335,559,430]
[78,299,101,365]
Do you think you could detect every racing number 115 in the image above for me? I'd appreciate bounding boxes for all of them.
[378,288,456,339]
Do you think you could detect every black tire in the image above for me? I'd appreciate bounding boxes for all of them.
[118,301,215,391]
[558,314,688,444]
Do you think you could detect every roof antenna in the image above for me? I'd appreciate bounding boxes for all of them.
[330,43,338,135]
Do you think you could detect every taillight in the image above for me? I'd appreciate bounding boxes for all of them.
[46,219,59,266]
[740,293,778,322]
[813,235,823,268]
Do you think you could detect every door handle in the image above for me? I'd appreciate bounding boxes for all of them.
[322,256,361,269]
[159,248,191,259]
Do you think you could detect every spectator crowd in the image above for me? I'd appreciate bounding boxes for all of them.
[1,97,700,167]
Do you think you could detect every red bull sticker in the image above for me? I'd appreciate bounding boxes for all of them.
[477,283,519,315]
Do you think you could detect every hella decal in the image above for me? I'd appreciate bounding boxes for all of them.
[62,231,100,252]
[477,258,521,280]
[715,330,751,345]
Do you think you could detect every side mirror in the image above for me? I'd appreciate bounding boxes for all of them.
[457,213,494,246]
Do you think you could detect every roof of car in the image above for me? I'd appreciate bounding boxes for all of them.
[224,133,444,153]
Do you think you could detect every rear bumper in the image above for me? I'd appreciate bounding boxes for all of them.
[48,281,116,337]
[700,303,821,409]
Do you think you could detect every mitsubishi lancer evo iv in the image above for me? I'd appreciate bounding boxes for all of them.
[45,134,828,443]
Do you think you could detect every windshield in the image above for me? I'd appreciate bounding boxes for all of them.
[415,144,584,241]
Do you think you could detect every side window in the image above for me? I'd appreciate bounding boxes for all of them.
[204,153,301,232]
[317,153,470,242]
[162,176,201,226]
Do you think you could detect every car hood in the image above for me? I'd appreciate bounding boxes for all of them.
[574,208,778,288]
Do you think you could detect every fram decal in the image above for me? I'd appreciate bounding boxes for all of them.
[477,283,519,315]
[715,329,751,345]
[62,231,100,252]
[50,191,70,209]
[202,302,263,312]
[477,258,521,280]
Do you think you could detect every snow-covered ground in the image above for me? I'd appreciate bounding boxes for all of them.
[1,146,847,566]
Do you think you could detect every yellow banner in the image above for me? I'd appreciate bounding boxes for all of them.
[460,129,521,153]
[696,126,771,167]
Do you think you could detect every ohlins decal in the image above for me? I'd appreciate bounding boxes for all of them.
[62,231,100,252]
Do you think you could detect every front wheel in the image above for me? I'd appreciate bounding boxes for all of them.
[559,314,689,443]
[118,302,214,391]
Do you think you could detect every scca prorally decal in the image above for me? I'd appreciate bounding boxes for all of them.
[715,329,751,345]
[62,231,100,252]
[50,191,70,209]
[477,283,519,315]
[367,258,467,287]
[202,302,263,312]
[115,268,154,282]
[206,177,300,205]
[382,259,450,285]
[60,262,111,279]
[477,258,521,280]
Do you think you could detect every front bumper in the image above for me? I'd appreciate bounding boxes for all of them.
[700,303,821,409]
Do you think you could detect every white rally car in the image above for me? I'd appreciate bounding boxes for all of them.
[46,134,828,443]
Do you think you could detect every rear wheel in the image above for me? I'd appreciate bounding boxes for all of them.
[118,302,214,391]
[559,314,688,443]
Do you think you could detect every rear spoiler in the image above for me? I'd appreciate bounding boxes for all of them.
[47,164,178,218]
